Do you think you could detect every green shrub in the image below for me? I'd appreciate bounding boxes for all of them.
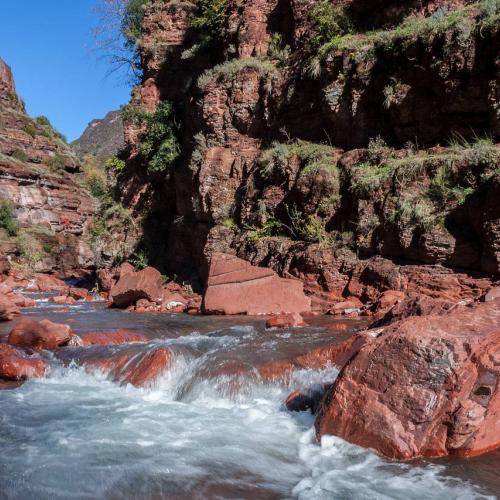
[258,140,335,179]
[105,155,126,172]
[86,170,108,199]
[310,2,490,72]
[46,153,66,172]
[35,116,51,127]
[191,0,228,39]
[131,249,149,270]
[0,201,18,236]
[21,124,37,138]
[122,102,180,172]
[308,0,352,51]
[388,197,437,230]
[122,0,150,46]
[121,104,149,124]
[138,101,181,172]
[11,149,28,162]
[222,218,237,230]
[198,57,277,89]
[268,33,290,64]
[244,214,284,241]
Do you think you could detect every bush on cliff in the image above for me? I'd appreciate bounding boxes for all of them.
[0,201,18,237]
[122,0,149,46]
[122,101,180,173]
[191,0,228,40]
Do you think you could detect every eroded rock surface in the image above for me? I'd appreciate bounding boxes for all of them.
[202,253,311,315]
[315,299,500,460]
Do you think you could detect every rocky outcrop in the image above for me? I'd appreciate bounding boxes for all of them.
[72,110,125,161]
[0,58,96,274]
[109,266,164,308]
[315,299,500,460]
[202,253,311,315]
[113,0,498,312]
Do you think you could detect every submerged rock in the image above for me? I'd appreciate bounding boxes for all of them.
[315,299,500,460]
[75,344,173,388]
[266,313,305,328]
[202,253,311,315]
[0,344,45,381]
[81,330,148,346]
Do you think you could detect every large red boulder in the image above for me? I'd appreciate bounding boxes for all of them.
[27,274,67,292]
[82,330,148,346]
[202,253,311,315]
[0,294,20,321]
[315,299,500,460]
[110,266,164,308]
[8,318,74,351]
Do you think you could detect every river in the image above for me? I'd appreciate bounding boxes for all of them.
[0,296,498,499]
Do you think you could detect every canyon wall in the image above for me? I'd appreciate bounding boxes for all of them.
[117,0,499,307]
[0,58,96,275]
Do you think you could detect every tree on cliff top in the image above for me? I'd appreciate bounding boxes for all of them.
[93,0,149,81]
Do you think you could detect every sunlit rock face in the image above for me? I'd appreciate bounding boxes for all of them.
[0,57,96,274]
[316,298,500,460]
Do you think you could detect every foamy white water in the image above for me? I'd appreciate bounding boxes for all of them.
[0,345,493,500]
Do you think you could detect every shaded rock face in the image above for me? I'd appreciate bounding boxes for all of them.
[72,110,125,161]
[202,253,311,315]
[315,299,500,460]
[0,58,96,274]
[114,0,499,309]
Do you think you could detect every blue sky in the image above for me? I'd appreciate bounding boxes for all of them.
[0,1,132,142]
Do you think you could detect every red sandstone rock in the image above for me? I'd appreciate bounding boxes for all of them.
[370,294,454,327]
[315,299,500,460]
[82,331,148,346]
[49,295,77,305]
[483,287,500,303]
[0,355,45,380]
[373,290,406,314]
[0,294,20,321]
[110,266,164,308]
[97,269,116,292]
[7,292,36,308]
[328,298,363,316]
[8,318,74,351]
[68,287,90,301]
[118,262,136,279]
[202,254,311,315]
[266,313,305,328]
[295,332,377,371]
[0,344,45,380]
[31,275,67,292]
[81,345,172,387]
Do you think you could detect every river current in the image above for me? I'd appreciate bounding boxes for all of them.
[0,296,498,499]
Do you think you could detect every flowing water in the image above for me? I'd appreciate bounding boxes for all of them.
[0,297,499,499]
